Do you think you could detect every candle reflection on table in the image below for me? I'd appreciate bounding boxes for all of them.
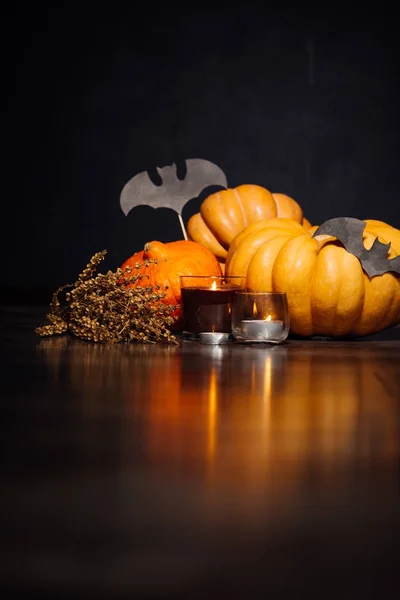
[121,343,400,500]
[37,336,400,500]
[133,346,287,483]
[207,366,218,472]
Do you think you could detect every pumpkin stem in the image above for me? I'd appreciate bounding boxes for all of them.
[313,234,336,250]
[144,241,169,261]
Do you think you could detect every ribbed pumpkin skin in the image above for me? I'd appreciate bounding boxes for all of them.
[186,185,305,261]
[364,219,400,250]
[120,240,223,328]
[225,218,400,338]
[302,217,313,230]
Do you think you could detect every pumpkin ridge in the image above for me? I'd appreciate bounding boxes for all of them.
[309,257,319,335]
[353,276,391,336]
[205,191,229,245]
[247,234,294,291]
[373,278,397,331]
[353,277,368,334]
[331,256,343,335]
[299,235,318,334]
[272,234,315,336]
[233,187,248,229]
[186,213,228,260]
[228,228,295,278]
[329,248,343,335]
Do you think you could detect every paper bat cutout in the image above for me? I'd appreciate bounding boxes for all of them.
[312,217,400,278]
[120,158,228,239]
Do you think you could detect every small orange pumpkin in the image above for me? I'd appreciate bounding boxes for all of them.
[120,240,223,329]
[187,184,309,261]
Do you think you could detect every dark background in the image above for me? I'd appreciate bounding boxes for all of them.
[4,5,399,300]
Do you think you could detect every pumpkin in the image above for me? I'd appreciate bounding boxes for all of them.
[225,217,400,338]
[364,219,400,249]
[302,217,313,230]
[120,240,223,328]
[187,184,309,261]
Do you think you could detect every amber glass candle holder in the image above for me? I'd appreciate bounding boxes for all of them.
[180,275,246,335]
[231,292,290,344]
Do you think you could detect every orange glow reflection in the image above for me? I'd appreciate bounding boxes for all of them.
[43,338,399,539]
[207,367,218,471]
[264,353,272,418]
[140,346,399,499]
[40,337,399,502]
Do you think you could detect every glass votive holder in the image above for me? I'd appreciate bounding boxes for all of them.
[180,275,246,335]
[231,291,290,344]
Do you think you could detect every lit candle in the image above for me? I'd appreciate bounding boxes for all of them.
[240,303,284,341]
[232,294,289,344]
[240,316,284,340]
[199,332,230,345]
[181,279,243,334]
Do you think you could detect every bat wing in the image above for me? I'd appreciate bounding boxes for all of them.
[181,158,228,201]
[312,217,367,247]
[120,170,163,216]
[120,159,228,216]
[313,217,400,277]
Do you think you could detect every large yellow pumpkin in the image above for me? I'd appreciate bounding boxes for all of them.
[225,217,400,337]
[187,184,309,261]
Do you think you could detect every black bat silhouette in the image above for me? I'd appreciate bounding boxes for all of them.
[120,159,227,217]
[312,217,400,278]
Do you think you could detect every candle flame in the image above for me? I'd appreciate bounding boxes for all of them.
[265,314,272,322]
[211,280,217,290]
[252,302,257,317]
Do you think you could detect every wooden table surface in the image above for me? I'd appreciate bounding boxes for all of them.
[1,305,400,598]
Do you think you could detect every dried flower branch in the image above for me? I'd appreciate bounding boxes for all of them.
[36,250,178,344]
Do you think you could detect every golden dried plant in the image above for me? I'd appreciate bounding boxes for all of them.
[35,250,178,344]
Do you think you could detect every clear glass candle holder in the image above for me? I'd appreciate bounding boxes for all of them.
[231,292,290,344]
[180,275,246,334]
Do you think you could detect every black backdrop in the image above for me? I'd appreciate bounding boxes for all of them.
[4,5,399,299]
